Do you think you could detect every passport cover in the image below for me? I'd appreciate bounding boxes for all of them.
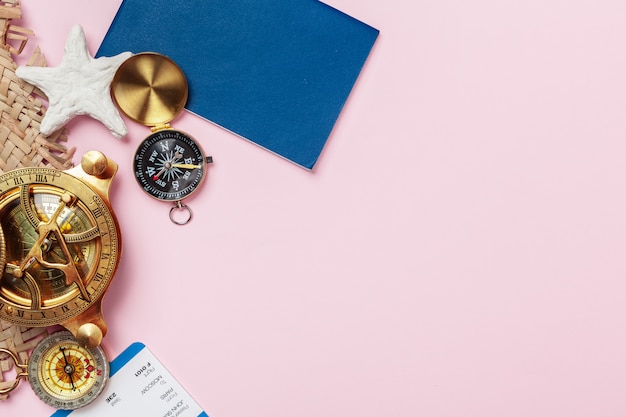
[96,0,379,170]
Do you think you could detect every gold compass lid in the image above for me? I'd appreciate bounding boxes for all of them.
[111,52,188,127]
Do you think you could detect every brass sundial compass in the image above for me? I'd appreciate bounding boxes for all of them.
[0,151,122,348]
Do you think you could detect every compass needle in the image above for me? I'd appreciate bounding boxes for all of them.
[60,346,77,391]
[171,163,202,169]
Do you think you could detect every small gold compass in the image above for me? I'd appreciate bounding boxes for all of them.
[111,52,212,225]
[0,331,109,409]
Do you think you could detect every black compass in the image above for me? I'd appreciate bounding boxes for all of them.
[112,52,213,225]
[134,129,211,205]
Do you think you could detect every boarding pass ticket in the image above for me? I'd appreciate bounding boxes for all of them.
[51,342,208,417]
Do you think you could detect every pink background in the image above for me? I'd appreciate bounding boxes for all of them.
[3,0,626,416]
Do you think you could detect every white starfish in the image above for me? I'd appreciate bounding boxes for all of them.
[16,25,133,138]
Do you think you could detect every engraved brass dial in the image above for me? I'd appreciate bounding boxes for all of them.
[0,152,122,347]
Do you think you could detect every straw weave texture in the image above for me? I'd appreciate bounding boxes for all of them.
[0,0,75,399]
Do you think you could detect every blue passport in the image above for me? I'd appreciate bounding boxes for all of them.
[97,0,379,170]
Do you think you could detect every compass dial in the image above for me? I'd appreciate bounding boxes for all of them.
[0,189,96,303]
[0,166,121,330]
[134,129,208,202]
[28,331,109,409]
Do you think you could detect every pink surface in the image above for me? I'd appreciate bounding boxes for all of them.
[3,0,626,416]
